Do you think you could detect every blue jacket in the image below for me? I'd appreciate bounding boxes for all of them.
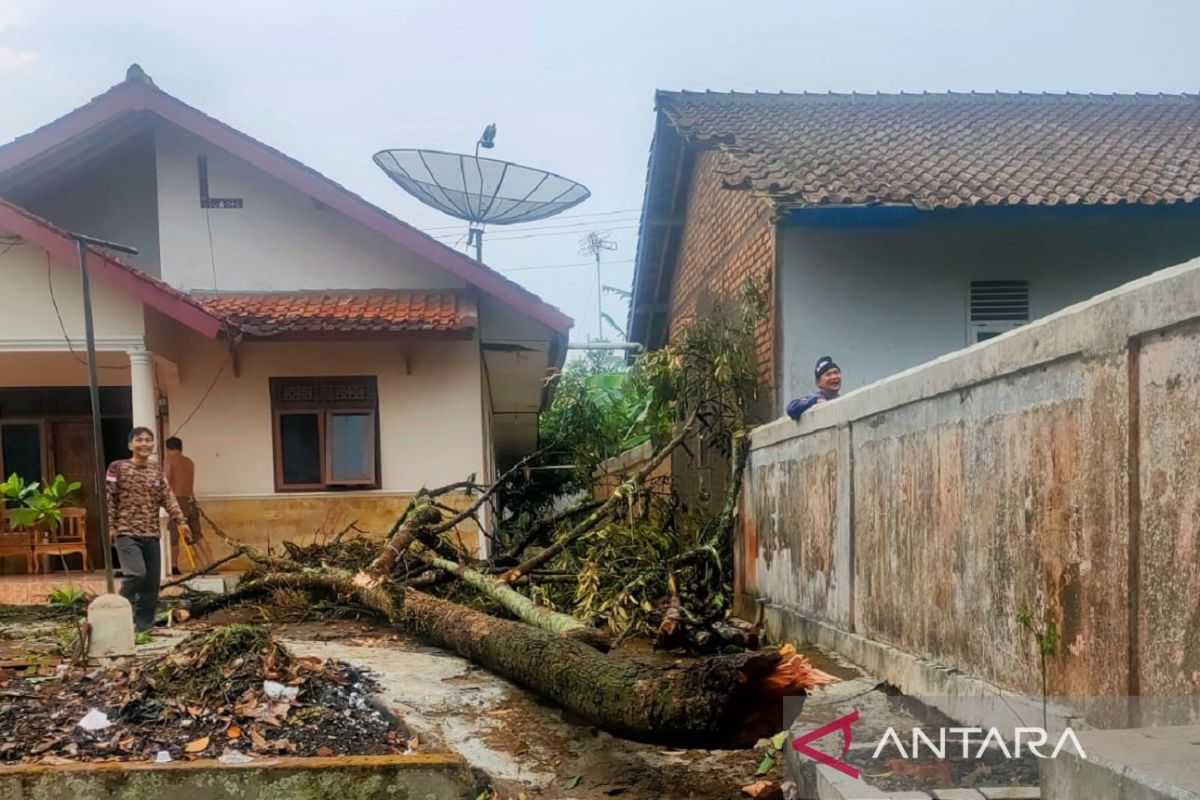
[786,389,839,420]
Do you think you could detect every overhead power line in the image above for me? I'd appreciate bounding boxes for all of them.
[418,206,641,232]
[434,224,640,244]
[427,218,639,241]
[498,257,635,274]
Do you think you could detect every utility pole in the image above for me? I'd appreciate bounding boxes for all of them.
[72,233,138,595]
[580,231,618,340]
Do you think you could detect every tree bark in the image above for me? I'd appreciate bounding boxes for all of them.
[183,569,404,622]
[396,588,793,748]
[414,549,610,651]
[365,505,442,579]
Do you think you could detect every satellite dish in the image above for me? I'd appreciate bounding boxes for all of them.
[374,136,591,261]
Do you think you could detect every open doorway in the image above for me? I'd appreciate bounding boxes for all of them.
[0,387,133,573]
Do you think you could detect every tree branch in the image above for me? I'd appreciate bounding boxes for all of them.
[498,410,698,584]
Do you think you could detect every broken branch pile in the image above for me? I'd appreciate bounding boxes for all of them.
[0,624,406,763]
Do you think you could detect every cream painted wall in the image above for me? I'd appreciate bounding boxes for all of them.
[0,241,145,351]
[164,332,486,497]
[11,136,162,276]
[154,125,466,293]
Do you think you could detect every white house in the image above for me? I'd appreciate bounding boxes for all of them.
[0,65,571,568]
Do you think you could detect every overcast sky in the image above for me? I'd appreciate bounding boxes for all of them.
[2,0,1198,339]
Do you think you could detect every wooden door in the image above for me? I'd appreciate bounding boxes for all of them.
[50,421,101,571]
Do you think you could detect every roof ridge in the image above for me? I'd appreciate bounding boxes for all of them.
[190,288,461,296]
[657,89,1200,102]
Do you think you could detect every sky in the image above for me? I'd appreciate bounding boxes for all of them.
[1,0,1198,341]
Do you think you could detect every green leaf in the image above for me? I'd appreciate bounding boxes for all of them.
[770,730,788,751]
[563,775,581,789]
[135,631,153,646]
[755,752,775,776]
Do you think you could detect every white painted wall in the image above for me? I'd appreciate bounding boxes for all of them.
[13,137,161,276]
[777,209,1200,409]
[154,126,465,292]
[0,241,145,350]
[162,329,486,497]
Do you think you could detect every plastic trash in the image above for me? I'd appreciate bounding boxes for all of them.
[262,680,299,701]
[218,750,253,764]
[155,750,172,763]
[77,709,112,731]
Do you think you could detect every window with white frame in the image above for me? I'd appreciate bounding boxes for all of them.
[969,279,1029,343]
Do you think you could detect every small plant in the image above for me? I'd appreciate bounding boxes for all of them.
[1016,607,1061,730]
[2,473,81,531]
[47,585,87,610]
[1,473,37,503]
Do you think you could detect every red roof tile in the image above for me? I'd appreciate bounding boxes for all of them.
[657,91,1200,210]
[193,291,477,337]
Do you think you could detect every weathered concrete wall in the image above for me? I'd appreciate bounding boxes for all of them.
[0,753,474,799]
[741,257,1200,707]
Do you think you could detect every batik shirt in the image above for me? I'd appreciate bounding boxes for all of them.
[105,459,187,538]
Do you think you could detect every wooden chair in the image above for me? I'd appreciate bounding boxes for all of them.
[32,508,90,573]
[0,510,35,574]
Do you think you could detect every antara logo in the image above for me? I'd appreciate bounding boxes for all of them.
[791,710,860,779]
[791,710,1088,780]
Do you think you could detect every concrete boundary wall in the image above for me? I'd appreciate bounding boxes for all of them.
[739,257,1200,721]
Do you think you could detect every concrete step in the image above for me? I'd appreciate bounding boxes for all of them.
[1039,726,1200,800]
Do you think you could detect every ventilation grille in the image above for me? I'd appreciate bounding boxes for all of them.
[970,280,1029,323]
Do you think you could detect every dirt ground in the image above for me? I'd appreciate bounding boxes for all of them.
[0,604,854,799]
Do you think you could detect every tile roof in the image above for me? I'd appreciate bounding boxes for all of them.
[192,291,477,337]
[657,91,1200,210]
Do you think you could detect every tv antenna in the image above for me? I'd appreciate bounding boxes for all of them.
[374,125,591,262]
[579,232,618,339]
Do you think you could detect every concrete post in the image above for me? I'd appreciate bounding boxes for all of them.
[127,349,157,433]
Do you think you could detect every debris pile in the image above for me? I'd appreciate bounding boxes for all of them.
[0,624,407,763]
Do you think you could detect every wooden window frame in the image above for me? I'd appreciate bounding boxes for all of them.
[270,378,380,492]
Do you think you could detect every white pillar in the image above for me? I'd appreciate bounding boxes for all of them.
[127,349,157,433]
[128,348,171,580]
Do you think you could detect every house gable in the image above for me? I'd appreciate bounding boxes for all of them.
[153,123,462,293]
[0,65,571,334]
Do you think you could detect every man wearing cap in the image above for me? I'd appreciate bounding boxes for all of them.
[786,357,842,420]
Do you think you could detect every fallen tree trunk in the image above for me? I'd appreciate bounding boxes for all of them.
[185,569,404,622]
[190,575,809,747]
[396,588,795,748]
[413,549,610,651]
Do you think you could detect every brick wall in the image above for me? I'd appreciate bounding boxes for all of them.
[665,148,777,516]
[668,148,777,408]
